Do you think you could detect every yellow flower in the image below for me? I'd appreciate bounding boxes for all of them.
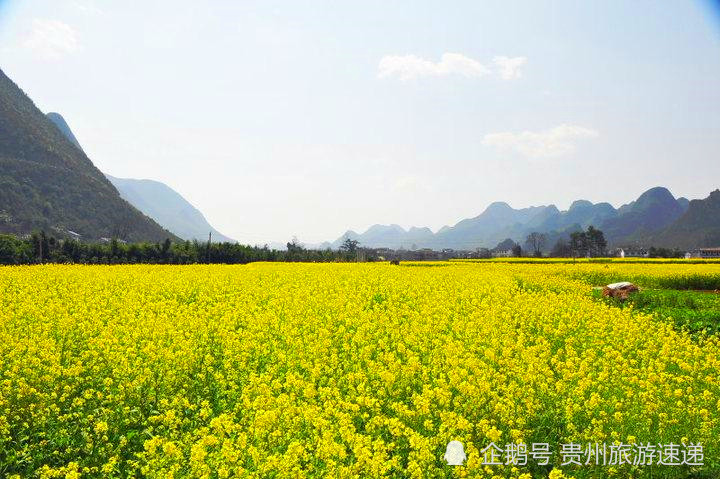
[486,426,502,443]
[1,261,719,477]
[93,421,108,435]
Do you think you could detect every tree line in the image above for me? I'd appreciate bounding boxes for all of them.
[548,226,608,258]
[0,232,372,265]
[503,226,610,258]
[0,227,684,265]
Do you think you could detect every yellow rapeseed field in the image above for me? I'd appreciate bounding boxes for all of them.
[0,262,718,478]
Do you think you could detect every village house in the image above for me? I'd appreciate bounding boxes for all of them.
[616,248,649,258]
[373,248,394,260]
[686,247,720,259]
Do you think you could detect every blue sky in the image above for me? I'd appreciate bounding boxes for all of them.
[1,0,719,244]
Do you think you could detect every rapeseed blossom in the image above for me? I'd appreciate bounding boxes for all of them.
[0,262,717,477]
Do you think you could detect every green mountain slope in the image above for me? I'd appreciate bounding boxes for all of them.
[0,67,175,242]
[656,190,720,249]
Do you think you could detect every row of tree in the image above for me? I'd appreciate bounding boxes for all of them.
[0,226,684,265]
[0,232,373,265]
[546,226,608,258]
[516,226,608,258]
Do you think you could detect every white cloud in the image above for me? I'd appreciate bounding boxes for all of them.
[23,19,79,60]
[378,53,490,81]
[378,52,529,81]
[71,1,105,16]
[482,124,599,158]
[492,56,527,80]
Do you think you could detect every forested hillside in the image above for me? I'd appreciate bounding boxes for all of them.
[0,68,175,242]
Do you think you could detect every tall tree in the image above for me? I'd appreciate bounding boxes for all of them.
[586,226,607,257]
[550,239,572,257]
[340,237,360,254]
[570,231,589,257]
[526,232,547,257]
[569,226,607,257]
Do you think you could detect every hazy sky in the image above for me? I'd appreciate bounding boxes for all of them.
[1,1,719,244]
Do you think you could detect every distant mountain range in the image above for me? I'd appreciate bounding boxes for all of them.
[331,186,720,251]
[105,175,234,243]
[0,67,174,242]
[659,190,720,249]
[45,112,84,152]
[45,112,234,243]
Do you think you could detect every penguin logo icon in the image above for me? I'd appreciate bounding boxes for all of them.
[444,440,466,466]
